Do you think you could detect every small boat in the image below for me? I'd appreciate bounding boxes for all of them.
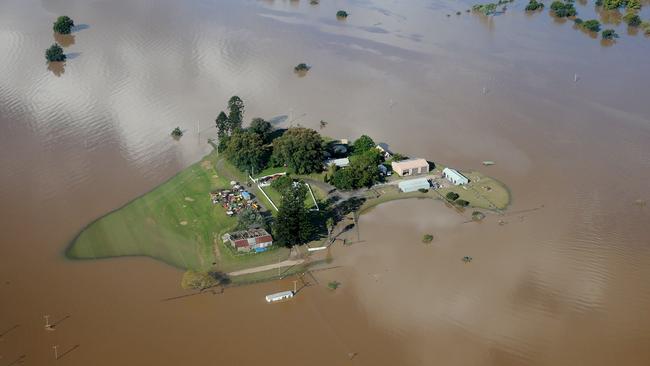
[265,291,294,303]
[482,161,495,166]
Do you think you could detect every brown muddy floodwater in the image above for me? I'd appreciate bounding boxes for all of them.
[1,0,650,365]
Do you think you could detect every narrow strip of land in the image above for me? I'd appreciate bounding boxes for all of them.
[227,259,305,276]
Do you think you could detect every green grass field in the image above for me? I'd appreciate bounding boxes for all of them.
[67,150,289,271]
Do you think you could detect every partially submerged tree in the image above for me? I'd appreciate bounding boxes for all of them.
[550,1,577,17]
[525,0,544,11]
[601,29,619,40]
[336,10,349,18]
[623,12,642,27]
[446,192,460,201]
[294,63,311,72]
[581,19,601,32]
[171,127,183,138]
[45,43,66,62]
[227,95,244,132]
[53,16,74,35]
[181,271,219,290]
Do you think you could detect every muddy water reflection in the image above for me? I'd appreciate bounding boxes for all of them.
[1,0,650,364]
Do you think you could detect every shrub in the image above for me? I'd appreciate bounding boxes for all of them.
[171,127,183,137]
[574,17,584,25]
[525,0,544,11]
[472,211,486,221]
[623,12,642,26]
[294,63,310,72]
[626,0,641,11]
[422,234,434,243]
[602,0,622,9]
[328,281,340,290]
[642,21,650,34]
[582,19,601,32]
[45,43,66,62]
[601,29,618,39]
[472,3,498,15]
[446,192,460,201]
[53,16,74,34]
[455,199,470,207]
[336,10,349,18]
[418,188,429,193]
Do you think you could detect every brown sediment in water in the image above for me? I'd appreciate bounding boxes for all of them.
[1,0,650,365]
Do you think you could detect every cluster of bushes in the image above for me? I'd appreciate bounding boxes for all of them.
[576,19,601,32]
[525,0,544,11]
[472,3,498,15]
[601,29,619,40]
[294,63,311,72]
[598,0,642,11]
[336,10,349,18]
[327,135,383,190]
[623,12,642,27]
[550,1,577,17]
[445,191,470,207]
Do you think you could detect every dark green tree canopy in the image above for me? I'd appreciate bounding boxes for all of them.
[271,127,324,174]
[227,96,244,132]
[45,43,66,62]
[53,16,74,35]
[249,118,273,143]
[330,149,382,190]
[352,135,375,155]
[236,207,267,231]
[224,131,266,172]
[270,175,294,196]
[215,111,229,139]
[273,184,312,247]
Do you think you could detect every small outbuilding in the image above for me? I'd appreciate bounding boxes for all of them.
[442,167,469,185]
[398,177,430,192]
[223,228,273,252]
[375,143,393,159]
[325,157,350,168]
[391,158,429,176]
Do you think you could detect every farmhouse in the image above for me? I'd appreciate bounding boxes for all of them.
[398,177,430,192]
[223,228,273,253]
[391,158,429,176]
[442,167,469,185]
[376,143,393,159]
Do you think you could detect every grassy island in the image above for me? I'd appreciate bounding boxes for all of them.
[68,97,511,282]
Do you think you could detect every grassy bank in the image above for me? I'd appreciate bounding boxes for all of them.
[67,150,289,271]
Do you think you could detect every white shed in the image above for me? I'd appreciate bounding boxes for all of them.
[442,167,469,185]
[265,291,294,303]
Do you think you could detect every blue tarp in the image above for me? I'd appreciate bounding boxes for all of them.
[241,191,251,200]
[254,247,268,253]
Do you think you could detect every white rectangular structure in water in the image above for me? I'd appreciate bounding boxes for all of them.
[265,291,294,303]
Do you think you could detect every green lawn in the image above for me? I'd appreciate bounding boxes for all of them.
[67,150,289,271]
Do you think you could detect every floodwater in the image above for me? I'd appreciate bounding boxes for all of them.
[1,0,650,365]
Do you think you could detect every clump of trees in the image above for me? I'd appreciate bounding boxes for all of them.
[581,19,601,32]
[181,270,220,290]
[455,199,470,207]
[550,1,577,17]
[352,134,375,155]
[327,281,340,290]
[271,127,324,174]
[525,0,544,11]
[601,29,619,39]
[273,183,313,247]
[236,207,267,231]
[472,3,498,15]
[45,43,66,62]
[601,0,641,10]
[336,10,349,18]
[53,16,74,34]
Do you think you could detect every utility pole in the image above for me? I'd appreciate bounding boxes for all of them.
[53,345,59,360]
[353,211,360,243]
[44,315,54,331]
[293,280,297,294]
